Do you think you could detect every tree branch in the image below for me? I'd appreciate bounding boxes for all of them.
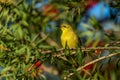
[64,52,120,79]
[40,47,120,54]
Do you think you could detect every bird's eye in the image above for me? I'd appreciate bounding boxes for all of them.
[63,26,66,28]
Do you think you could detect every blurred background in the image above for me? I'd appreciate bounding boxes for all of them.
[0,0,120,80]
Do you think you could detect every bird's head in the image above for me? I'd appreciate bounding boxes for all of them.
[60,23,73,32]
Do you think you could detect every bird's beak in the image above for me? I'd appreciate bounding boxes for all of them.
[56,24,61,28]
[56,25,60,28]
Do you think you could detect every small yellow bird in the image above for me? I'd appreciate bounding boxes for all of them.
[60,23,78,48]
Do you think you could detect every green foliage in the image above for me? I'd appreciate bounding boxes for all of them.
[0,0,120,80]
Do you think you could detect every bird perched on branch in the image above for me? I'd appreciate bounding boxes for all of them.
[60,23,79,48]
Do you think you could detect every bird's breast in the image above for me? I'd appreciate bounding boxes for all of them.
[61,31,78,48]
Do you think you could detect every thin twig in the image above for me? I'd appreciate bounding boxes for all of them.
[54,55,68,62]
[40,47,120,54]
[64,53,120,79]
[82,69,91,76]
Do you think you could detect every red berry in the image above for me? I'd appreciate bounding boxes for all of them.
[34,61,42,67]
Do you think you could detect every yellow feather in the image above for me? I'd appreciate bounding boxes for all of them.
[60,24,78,48]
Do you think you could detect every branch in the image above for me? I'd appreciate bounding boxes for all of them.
[64,52,120,79]
[39,47,120,62]
[40,47,120,54]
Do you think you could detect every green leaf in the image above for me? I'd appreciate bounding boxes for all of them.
[11,58,19,63]
[1,66,12,74]
[22,20,29,26]
[15,46,27,55]
[26,47,31,63]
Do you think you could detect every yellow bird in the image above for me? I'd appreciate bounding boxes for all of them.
[60,23,78,48]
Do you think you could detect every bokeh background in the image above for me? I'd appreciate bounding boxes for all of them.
[0,0,120,80]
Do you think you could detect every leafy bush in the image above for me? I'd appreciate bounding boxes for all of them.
[0,0,120,80]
